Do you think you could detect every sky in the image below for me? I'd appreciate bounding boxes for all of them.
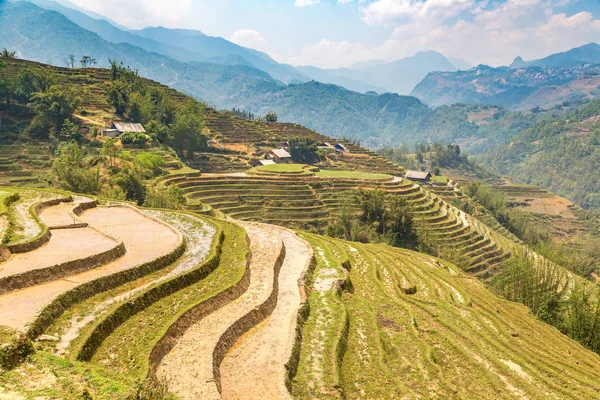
[64,0,600,68]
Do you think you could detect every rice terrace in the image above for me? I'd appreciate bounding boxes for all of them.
[2,1,600,399]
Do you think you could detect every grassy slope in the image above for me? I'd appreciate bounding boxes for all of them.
[292,234,600,399]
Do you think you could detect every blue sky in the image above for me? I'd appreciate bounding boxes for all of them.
[66,0,600,68]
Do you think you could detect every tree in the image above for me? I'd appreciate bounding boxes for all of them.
[135,152,164,176]
[116,166,147,205]
[80,56,92,68]
[67,55,76,68]
[52,141,101,193]
[169,101,207,158]
[58,118,79,141]
[1,49,17,59]
[17,68,55,100]
[289,137,320,164]
[27,86,80,138]
[265,111,278,123]
[102,138,120,168]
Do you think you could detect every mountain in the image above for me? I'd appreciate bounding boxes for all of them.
[448,57,473,71]
[131,26,308,84]
[24,0,207,65]
[0,1,431,146]
[481,99,600,210]
[294,65,384,94]
[348,59,386,70]
[412,62,600,109]
[322,51,458,95]
[21,0,308,84]
[511,43,600,69]
[508,56,525,69]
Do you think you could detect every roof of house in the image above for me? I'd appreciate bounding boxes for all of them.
[318,142,334,148]
[259,159,276,165]
[270,149,291,158]
[405,170,432,180]
[335,143,348,150]
[113,122,146,133]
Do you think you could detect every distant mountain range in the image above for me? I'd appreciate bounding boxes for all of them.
[509,43,600,69]
[0,0,432,146]
[297,51,462,95]
[412,43,600,109]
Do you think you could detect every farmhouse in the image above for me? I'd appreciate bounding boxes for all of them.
[113,122,146,134]
[318,142,335,150]
[265,149,292,164]
[335,143,348,153]
[250,159,276,167]
[102,122,146,137]
[405,170,432,183]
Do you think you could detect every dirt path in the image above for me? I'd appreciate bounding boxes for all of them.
[219,227,312,400]
[156,223,283,400]
[0,206,181,332]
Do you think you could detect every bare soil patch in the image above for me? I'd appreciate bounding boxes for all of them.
[220,228,312,400]
[0,206,180,331]
[157,223,282,400]
[513,195,576,219]
[0,228,116,280]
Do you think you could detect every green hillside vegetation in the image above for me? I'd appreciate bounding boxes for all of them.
[482,99,600,210]
[2,57,600,399]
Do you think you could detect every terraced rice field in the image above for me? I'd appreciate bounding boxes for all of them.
[0,140,53,188]
[2,187,600,399]
[166,172,512,281]
[290,234,600,399]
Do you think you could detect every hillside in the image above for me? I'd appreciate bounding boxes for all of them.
[412,62,600,110]
[2,189,600,399]
[0,1,435,146]
[2,56,600,398]
[481,99,600,211]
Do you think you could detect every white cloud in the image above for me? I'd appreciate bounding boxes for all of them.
[286,0,600,68]
[295,0,320,6]
[230,29,268,51]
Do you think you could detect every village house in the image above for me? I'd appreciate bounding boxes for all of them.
[265,149,292,164]
[250,159,276,167]
[317,142,335,150]
[405,170,432,183]
[335,143,349,153]
[102,122,146,137]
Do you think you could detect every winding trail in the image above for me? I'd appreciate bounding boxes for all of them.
[220,227,312,400]
[157,223,283,400]
[0,206,180,331]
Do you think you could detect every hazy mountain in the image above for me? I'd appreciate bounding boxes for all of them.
[294,65,384,94]
[0,1,432,146]
[323,51,458,95]
[131,26,308,84]
[509,56,527,69]
[25,0,206,65]
[509,43,600,69]
[448,57,473,71]
[349,59,386,70]
[412,61,600,109]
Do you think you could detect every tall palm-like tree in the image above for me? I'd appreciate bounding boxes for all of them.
[1,48,17,59]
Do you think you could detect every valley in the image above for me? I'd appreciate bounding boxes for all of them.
[1,6,600,396]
